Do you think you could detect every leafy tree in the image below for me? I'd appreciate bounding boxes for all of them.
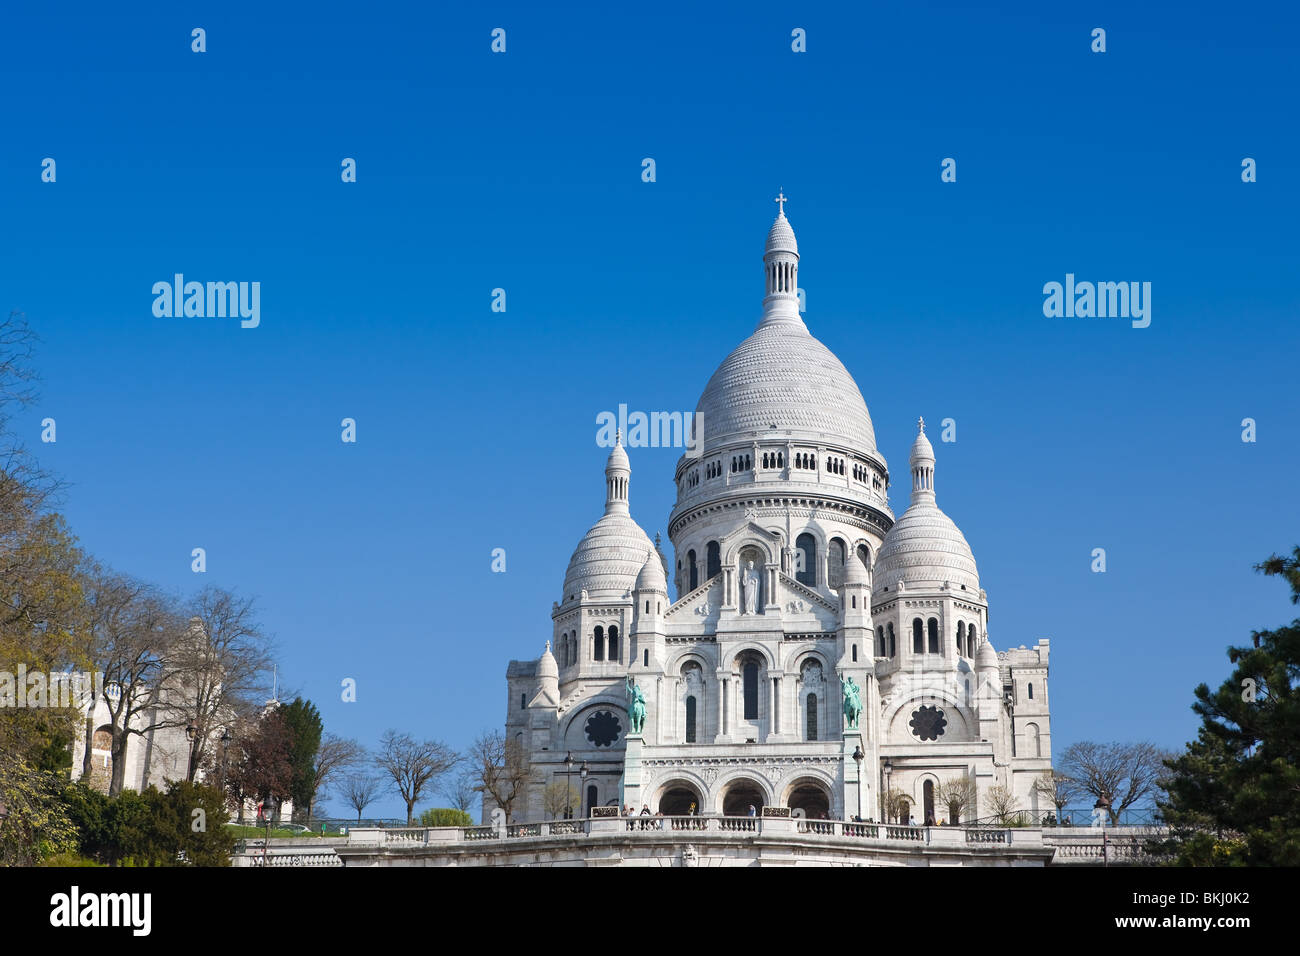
[375,730,458,826]
[280,697,323,820]
[0,749,78,865]
[1156,550,1300,865]
[224,710,294,823]
[417,807,472,827]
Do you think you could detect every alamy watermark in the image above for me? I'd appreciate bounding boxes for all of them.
[152,275,260,328]
[1042,274,1151,329]
[596,404,703,458]
[0,666,104,708]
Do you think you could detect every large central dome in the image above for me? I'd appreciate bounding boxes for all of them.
[695,320,878,454]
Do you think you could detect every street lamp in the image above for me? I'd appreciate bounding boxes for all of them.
[218,729,232,808]
[579,760,589,817]
[852,746,865,822]
[882,757,893,823]
[563,752,574,819]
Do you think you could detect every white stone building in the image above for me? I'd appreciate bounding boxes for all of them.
[503,198,1052,826]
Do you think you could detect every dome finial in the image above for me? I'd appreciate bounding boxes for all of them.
[774,189,788,217]
[615,428,623,446]
[917,416,926,434]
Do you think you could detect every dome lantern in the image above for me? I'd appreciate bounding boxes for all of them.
[761,191,804,329]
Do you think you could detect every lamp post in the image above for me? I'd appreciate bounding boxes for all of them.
[185,724,197,781]
[852,746,865,822]
[563,752,574,819]
[218,729,232,810]
[579,760,589,817]
[882,757,893,823]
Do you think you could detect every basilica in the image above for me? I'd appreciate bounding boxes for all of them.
[502,198,1052,827]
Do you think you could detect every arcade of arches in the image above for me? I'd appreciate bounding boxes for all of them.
[655,777,831,817]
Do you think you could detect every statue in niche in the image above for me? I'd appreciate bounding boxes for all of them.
[741,560,760,614]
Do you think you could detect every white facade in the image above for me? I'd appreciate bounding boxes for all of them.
[503,200,1052,826]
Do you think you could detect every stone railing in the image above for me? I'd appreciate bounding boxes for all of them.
[344,818,1049,851]
[885,825,925,841]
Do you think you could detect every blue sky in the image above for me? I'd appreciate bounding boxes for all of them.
[2,1,1297,817]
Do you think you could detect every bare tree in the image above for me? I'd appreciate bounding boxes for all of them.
[883,788,913,825]
[1033,769,1081,824]
[542,781,579,820]
[167,587,275,781]
[309,734,365,821]
[439,765,480,816]
[469,730,529,823]
[374,730,458,825]
[86,574,184,795]
[985,784,1018,824]
[343,774,383,823]
[936,777,977,825]
[1059,741,1170,825]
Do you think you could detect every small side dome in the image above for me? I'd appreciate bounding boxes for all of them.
[842,555,869,587]
[976,640,999,671]
[635,552,668,593]
[538,641,558,679]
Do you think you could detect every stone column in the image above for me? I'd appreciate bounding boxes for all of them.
[622,734,643,811]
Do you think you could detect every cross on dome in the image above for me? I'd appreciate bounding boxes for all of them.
[774,190,788,216]
[917,416,926,434]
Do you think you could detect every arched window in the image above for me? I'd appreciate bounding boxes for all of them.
[806,694,818,741]
[888,623,896,657]
[1027,722,1042,757]
[828,538,847,588]
[520,693,526,710]
[586,785,598,818]
[594,625,605,662]
[1028,683,1034,700]
[923,780,935,824]
[856,543,871,570]
[852,643,858,661]
[685,696,697,743]
[796,533,817,587]
[957,621,965,658]
[608,625,619,663]
[912,618,924,654]
[743,660,759,721]
[687,550,698,591]
[706,540,720,579]
[927,618,939,654]
[876,626,885,657]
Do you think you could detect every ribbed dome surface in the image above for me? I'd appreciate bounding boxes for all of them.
[635,552,668,592]
[766,214,798,254]
[874,503,979,592]
[694,322,877,453]
[562,513,655,601]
